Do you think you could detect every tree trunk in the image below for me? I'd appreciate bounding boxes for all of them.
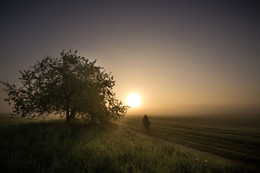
[66,110,70,123]
[70,109,76,121]
[66,109,76,123]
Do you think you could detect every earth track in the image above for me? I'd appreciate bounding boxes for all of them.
[121,124,246,166]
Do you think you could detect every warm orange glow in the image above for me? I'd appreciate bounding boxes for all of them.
[126,94,141,108]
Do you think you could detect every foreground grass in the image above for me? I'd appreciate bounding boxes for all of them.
[0,119,253,173]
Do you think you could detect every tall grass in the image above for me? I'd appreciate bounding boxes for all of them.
[0,119,252,173]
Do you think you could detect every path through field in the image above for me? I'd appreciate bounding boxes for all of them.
[123,125,242,165]
[119,115,260,169]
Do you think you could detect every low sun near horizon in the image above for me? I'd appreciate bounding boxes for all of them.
[126,93,141,108]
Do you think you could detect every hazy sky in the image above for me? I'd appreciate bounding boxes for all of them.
[1,0,259,115]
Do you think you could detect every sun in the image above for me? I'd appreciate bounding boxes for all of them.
[126,94,141,108]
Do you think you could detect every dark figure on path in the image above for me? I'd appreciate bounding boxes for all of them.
[142,114,151,129]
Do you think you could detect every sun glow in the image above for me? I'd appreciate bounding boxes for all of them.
[126,94,141,108]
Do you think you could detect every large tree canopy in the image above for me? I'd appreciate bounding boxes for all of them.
[1,50,128,123]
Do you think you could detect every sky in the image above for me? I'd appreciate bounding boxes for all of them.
[0,0,259,116]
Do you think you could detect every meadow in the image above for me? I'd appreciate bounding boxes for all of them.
[0,113,259,173]
[120,115,260,171]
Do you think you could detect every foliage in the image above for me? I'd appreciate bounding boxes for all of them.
[1,50,128,123]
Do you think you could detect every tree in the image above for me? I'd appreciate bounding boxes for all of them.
[1,50,128,123]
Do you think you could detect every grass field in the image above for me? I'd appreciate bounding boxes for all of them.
[120,115,260,170]
[0,113,259,172]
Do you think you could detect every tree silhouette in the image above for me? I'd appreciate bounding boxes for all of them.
[1,50,128,123]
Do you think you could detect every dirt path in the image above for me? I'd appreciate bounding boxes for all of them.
[121,125,244,166]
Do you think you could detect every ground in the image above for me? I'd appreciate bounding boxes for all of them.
[0,113,259,173]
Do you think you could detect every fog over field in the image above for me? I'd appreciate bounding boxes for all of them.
[0,1,259,172]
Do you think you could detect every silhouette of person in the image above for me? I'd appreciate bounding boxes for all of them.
[142,114,151,129]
